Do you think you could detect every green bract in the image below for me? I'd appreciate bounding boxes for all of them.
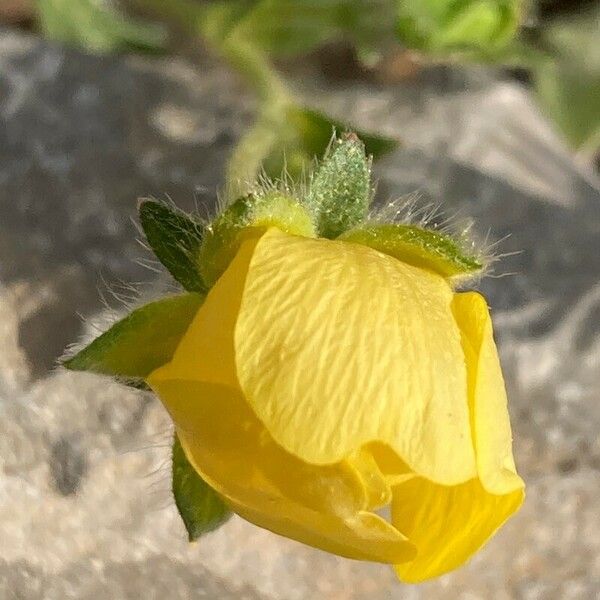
[340,224,483,279]
[308,134,372,239]
[198,192,315,287]
[172,434,232,541]
[139,200,206,293]
[63,293,203,380]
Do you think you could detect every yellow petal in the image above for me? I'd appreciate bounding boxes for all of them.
[148,378,415,564]
[349,448,393,510]
[150,229,263,387]
[452,292,524,494]
[149,230,414,561]
[389,292,525,583]
[235,229,476,485]
[391,477,524,582]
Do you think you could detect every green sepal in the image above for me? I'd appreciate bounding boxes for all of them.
[308,133,372,239]
[172,434,232,541]
[339,224,483,279]
[198,193,315,287]
[139,200,207,293]
[62,293,204,379]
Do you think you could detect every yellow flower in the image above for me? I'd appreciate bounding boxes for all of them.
[147,227,524,583]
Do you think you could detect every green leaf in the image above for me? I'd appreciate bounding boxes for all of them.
[307,133,372,238]
[228,0,342,57]
[198,0,261,44]
[63,293,203,378]
[198,193,315,286]
[395,0,521,58]
[172,434,232,541]
[532,7,600,155]
[204,0,396,59]
[36,0,167,54]
[339,224,483,279]
[139,200,207,293]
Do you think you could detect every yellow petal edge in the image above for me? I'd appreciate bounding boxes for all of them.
[391,292,524,582]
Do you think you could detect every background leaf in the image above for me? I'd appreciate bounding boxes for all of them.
[261,105,397,179]
[532,6,600,156]
[139,200,207,292]
[63,293,203,379]
[395,0,522,58]
[204,0,396,59]
[172,434,232,541]
[36,0,167,53]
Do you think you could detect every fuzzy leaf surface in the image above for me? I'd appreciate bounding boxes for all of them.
[63,293,203,379]
[308,134,372,238]
[139,200,206,292]
[340,224,483,279]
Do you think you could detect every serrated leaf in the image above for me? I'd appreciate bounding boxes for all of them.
[37,0,167,54]
[139,200,207,293]
[339,224,483,279]
[307,133,372,238]
[63,293,203,378]
[172,434,232,541]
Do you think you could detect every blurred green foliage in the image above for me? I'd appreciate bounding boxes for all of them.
[396,0,521,58]
[36,0,166,53]
[202,0,396,59]
[32,0,599,183]
[532,6,600,158]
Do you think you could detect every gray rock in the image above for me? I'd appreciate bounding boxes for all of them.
[0,28,599,600]
[0,28,250,375]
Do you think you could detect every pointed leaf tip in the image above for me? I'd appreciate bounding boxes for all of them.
[172,434,232,541]
[62,293,204,379]
[308,134,373,239]
[139,200,206,292]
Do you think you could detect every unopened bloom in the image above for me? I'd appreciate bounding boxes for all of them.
[148,226,524,582]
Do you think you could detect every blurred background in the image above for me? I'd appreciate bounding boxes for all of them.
[0,1,599,598]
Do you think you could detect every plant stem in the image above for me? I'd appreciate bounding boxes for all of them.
[137,0,294,193]
[218,36,291,191]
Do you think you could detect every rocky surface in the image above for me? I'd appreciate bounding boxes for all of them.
[1,28,599,599]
